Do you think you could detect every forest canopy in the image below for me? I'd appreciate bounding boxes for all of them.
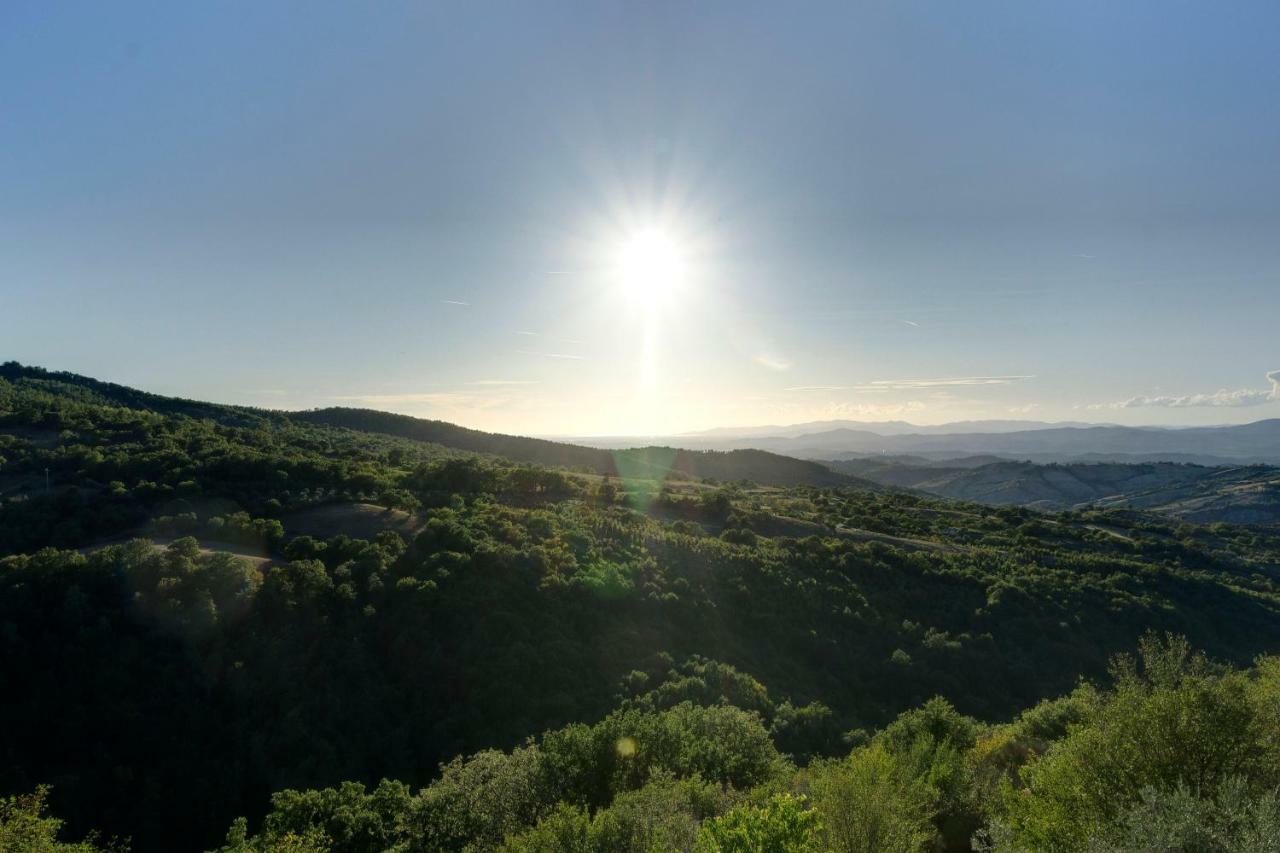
[4,365,1280,851]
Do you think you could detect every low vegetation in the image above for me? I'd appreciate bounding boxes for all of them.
[4,364,1280,851]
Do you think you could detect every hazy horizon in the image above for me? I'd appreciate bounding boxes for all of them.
[4,2,1279,434]
[14,358,1280,441]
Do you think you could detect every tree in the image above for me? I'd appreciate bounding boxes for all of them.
[0,786,118,852]
[694,793,823,852]
[805,747,936,853]
[996,636,1278,851]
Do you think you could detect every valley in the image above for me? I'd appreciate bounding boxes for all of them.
[3,362,1280,850]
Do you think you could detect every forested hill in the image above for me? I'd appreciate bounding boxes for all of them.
[294,406,618,469]
[0,362,859,489]
[0,361,275,427]
[6,363,1280,851]
[296,406,856,487]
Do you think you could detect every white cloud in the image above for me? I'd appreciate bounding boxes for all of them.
[441,299,470,306]
[517,349,584,360]
[1120,389,1272,408]
[754,353,792,371]
[785,375,1032,392]
[516,330,581,344]
[465,380,539,387]
[870,375,1033,389]
[769,400,928,420]
[331,392,506,410]
[1101,370,1280,409]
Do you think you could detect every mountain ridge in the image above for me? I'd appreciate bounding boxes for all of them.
[828,457,1280,523]
[573,418,1280,465]
[0,361,865,489]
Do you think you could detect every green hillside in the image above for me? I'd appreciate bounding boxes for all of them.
[4,367,1280,851]
[295,407,857,488]
[0,362,859,491]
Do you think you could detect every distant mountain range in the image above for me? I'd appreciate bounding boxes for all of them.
[828,457,1280,524]
[574,418,1280,466]
[677,418,1108,439]
[569,416,1280,522]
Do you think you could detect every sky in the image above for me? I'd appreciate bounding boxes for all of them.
[3,1,1279,436]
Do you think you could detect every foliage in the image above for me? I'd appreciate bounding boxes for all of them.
[0,786,119,852]
[1083,777,1280,852]
[991,635,1280,851]
[804,747,935,853]
[501,771,732,853]
[693,794,823,853]
[215,781,409,853]
[7,365,1280,851]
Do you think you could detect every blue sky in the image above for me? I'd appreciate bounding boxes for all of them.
[3,1,1278,434]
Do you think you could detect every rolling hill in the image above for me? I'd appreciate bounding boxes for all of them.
[0,362,864,490]
[5,363,1280,850]
[828,457,1280,523]
[294,407,859,488]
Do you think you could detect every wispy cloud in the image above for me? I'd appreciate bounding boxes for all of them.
[331,392,505,409]
[441,299,470,306]
[465,379,539,387]
[1096,370,1280,409]
[517,330,581,345]
[754,353,792,371]
[768,400,928,420]
[1118,389,1272,408]
[517,349,584,360]
[899,320,919,327]
[871,375,1033,389]
[785,375,1032,392]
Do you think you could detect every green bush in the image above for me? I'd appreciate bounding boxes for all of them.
[693,793,823,852]
[805,746,935,853]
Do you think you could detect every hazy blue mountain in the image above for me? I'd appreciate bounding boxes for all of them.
[577,419,1280,465]
[829,457,1280,523]
[673,418,1103,439]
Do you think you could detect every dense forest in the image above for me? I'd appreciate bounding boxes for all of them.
[4,363,1280,851]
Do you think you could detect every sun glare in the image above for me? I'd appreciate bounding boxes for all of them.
[617,227,686,302]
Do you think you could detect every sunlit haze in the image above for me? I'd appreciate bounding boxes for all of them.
[4,2,1279,435]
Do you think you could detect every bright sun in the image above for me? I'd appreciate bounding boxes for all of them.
[618,227,686,301]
